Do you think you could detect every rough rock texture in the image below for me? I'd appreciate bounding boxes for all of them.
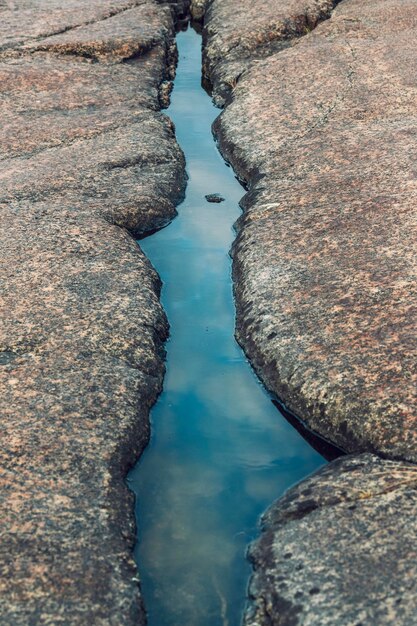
[158,0,190,19]
[246,454,417,626]
[190,0,209,22]
[200,0,341,105]
[0,1,187,623]
[199,0,417,623]
[202,0,417,463]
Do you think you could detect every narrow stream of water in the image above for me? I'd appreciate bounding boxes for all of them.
[128,27,325,626]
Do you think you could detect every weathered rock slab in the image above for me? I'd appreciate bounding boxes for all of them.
[204,0,417,462]
[246,454,417,626]
[200,0,340,105]
[0,0,187,623]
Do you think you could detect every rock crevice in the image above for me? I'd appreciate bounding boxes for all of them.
[197,0,417,623]
[198,0,342,106]
[200,0,417,463]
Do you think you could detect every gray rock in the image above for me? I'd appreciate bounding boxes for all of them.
[205,193,225,203]
[190,0,210,22]
[246,454,417,626]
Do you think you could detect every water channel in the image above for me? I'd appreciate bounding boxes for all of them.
[128,26,326,626]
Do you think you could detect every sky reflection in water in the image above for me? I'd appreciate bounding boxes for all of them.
[128,27,325,626]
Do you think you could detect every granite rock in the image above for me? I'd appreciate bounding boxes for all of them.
[0,1,187,623]
[245,454,417,625]
[201,0,340,106]
[198,1,417,623]
[203,0,417,462]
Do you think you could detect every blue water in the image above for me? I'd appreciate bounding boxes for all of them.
[128,27,325,626]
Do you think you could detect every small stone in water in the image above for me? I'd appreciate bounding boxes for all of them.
[205,193,225,203]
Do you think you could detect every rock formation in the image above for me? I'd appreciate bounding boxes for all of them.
[196,0,417,623]
[246,454,417,626]
[0,1,187,623]
[1,0,416,622]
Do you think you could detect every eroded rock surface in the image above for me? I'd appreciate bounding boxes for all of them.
[202,0,417,463]
[246,454,417,626]
[200,0,340,105]
[0,1,187,623]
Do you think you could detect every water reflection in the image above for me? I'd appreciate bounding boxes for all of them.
[128,27,325,626]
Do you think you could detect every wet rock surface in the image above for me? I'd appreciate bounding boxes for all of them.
[198,0,417,623]
[205,193,225,203]
[0,1,187,623]
[202,0,417,463]
[246,454,417,626]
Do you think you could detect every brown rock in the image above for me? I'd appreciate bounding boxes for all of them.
[31,4,173,62]
[0,0,150,51]
[203,0,417,462]
[0,1,187,623]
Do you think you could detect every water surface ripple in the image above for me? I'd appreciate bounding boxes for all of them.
[128,27,325,626]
